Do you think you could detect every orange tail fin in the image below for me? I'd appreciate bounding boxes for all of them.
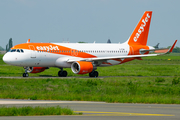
[127,11,152,46]
[27,39,30,43]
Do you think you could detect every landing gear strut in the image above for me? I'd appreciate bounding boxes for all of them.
[23,67,29,77]
[89,71,99,77]
[58,68,68,77]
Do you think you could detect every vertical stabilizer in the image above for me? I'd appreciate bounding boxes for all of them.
[27,39,30,43]
[127,11,152,46]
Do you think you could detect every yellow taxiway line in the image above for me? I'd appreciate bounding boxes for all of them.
[75,111,174,116]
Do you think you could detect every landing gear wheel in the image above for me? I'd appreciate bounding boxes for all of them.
[58,70,68,77]
[23,67,29,77]
[89,72,94,77]
[89,71,98,77]
[62,71,67,77]
[23,73,29,77]
[58,71,62,77]
[94,71,99,77]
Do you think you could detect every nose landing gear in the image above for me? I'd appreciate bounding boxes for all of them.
[23,73,29,77]
[23,67,29,77]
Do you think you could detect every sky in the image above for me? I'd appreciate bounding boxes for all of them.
[0,0,180,48]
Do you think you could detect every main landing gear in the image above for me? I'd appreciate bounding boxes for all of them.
[22,67,98,77]
[58,68,99,77]
[23,67,29,77]
[89,71,99,77]
[58,68,68,77]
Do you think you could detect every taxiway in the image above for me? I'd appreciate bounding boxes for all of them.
[0,99,179,120]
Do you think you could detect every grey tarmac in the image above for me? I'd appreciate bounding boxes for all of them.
[0,99,180,120]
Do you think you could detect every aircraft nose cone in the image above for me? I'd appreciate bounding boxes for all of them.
[3,54,10,64]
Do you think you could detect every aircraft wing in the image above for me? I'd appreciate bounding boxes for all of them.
[67,53,159,62]
[67,40,177,63]
[84,54,158,61]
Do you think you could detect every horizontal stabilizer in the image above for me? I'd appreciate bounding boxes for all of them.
[140,48,169,53]
[154,49,169,53]
[140,40,177,54]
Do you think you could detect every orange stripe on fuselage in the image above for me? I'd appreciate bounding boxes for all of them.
[12,43,97,58]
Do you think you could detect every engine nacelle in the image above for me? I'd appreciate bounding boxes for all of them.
[71,61,93,74]
[26,67,47,73]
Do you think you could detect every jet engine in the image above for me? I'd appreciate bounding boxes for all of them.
[71,61,94,74]
[26,67,47,73]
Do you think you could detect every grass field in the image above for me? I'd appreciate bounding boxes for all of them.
[0,53,180,104]
[0,106,79,116]
[0,77,180,104]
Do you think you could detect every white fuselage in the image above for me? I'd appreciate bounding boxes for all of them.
[3,42,130,68]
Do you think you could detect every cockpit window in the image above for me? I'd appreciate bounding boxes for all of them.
[9,49,24,53]
[11,49,16,52]
[20,49,24,53]
[17,49,20,52]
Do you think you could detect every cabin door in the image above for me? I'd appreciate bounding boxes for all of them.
[29,45,36,58]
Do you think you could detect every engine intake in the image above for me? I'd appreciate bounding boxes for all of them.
[71,61,93,74]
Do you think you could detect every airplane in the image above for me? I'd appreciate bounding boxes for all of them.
[154,43,160,49]
[3,11,177,77]
[107,39,111,43]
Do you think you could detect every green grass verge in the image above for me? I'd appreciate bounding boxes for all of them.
[1,53,180,104]
[0,77,180,104]
[0,106,80,116]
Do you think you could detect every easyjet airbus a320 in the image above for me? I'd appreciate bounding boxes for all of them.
[3,11,177,77]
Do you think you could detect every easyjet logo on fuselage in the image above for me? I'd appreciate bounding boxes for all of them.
[36,45,59,51]
[133,13,150,42]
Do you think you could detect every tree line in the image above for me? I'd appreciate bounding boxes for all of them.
[6,38,13,52]
[0,38,13,52]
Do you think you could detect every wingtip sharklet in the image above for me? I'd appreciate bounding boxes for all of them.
[168,40,177,53]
